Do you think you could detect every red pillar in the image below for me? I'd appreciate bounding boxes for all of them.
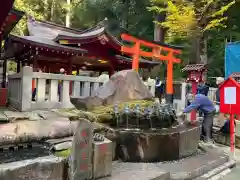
[32,58,38,91]
[230,113,235,152]
[190,82,197,122]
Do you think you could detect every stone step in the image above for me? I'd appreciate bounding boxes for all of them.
[193,160,236,180]
[101,162,170,180]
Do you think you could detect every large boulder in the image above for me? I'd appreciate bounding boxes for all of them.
[71,70,154,110]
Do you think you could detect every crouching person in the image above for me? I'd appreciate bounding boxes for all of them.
[181,92,216,143]
[220,114,236,135]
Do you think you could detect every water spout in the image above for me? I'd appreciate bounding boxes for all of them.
[135,104,140,129]
[114,104,120,128]
[124,104,129,129]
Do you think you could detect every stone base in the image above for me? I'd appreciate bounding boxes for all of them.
[93,138,113,179]
[213,127,240,149]
[0,156,66,180]
[116,122,201,162]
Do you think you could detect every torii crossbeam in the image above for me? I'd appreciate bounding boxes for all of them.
[120,33,182,104]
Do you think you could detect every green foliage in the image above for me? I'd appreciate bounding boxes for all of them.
[72,0,154,39]
[149,0,235,41]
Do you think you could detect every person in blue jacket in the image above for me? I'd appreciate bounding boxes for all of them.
[182,89,216,142]
[197,83,210,117]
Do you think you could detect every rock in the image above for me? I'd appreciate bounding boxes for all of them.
[52,109,79,121]
[3,111,29,122]
[70,96,103,110]
[0,119,75,145]
[38,119,73,139]
[70,118,93,180]
[71,70,154,110]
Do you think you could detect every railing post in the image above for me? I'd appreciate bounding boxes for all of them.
[20,66,33,111]
[92,82,100,95]
[61,80,70,102]
[83,82,91,97]
[73,81,80,96]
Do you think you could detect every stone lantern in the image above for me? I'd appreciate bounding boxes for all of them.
[182,64,206,121]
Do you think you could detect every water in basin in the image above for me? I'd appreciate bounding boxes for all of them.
[0,143,50,164]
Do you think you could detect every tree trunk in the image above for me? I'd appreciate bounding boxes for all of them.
[190,36,201,64]
[154,14,166,42]
[44,0,49,20]
[121,0,129,30]
[50,0,56,21]
[66,0,71,27]
[154,13,167,79]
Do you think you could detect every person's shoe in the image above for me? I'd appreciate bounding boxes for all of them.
[202,139,216,147]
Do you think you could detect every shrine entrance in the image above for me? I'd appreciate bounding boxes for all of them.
[120,33,183,103]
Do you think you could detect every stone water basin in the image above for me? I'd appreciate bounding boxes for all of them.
[0,142,66,180]
[114,122,201,162]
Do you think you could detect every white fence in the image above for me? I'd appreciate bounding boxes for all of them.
[8,66,212,112]
[8,66,106,111]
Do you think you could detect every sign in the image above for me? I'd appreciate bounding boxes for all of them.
[219,77,240,155]
[220,77,240,114]
[71,119,93,180]
[224,87,236,104]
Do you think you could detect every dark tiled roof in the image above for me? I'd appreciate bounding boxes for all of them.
[27,18,82,40]
[9,35,88,54]
[53,26,123,48]
[182,64,206,71]
[54,27,106,41]
[230,72,240,78]
[115,55,161,66]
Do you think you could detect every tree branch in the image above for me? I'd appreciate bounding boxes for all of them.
[198,0,215,24]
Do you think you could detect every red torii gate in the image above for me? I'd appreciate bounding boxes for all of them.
[120,33,182,103]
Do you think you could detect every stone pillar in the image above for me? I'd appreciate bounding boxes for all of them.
[70,118,93,180]
[20,66,33,111]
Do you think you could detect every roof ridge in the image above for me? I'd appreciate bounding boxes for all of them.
[79,18,107,34]
[28,17,83,34]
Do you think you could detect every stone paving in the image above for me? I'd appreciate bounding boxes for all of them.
[215,144,240,180]
[0,109,63,122]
